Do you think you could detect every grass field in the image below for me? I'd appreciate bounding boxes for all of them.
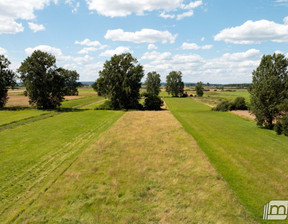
[165,98,288,223]
[0,109,123,223]
[15,111,255,223]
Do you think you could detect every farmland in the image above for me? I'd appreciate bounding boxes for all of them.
[165,97,288,223]
[0,87,286,223]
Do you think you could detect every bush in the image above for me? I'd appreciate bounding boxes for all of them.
[94,100,113,110]
[182,92,188,97]
[212,100,232,112]
[231,97,247,110]
[274,121,283,135]
[144,95,163,110]
[140,92,151,98]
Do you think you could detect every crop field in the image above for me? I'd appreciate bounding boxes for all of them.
[165,98,288,223]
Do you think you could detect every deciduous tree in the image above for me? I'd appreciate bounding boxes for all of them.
[145,71,161,96]
[166,71,184,97]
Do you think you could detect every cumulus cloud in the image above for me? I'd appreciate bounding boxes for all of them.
[176,10,194,20]
[99,46,132,57]
[148,44,158,50]
[25,45,62,56]
[141,49,261,83]
[75,38,107,54]
[181,42,213,50]
[159,11,175,19]
[86,0,202,20]
[105,29,177,44]
[0,47,7,55]
[214,18,288,44]
[65,0,80,13]
[28,22,45,32]
[0,0,56,34]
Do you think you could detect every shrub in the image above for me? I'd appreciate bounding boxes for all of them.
[212,100,232,112]
[282,116,288,136]
[144,95,163,110]
[274,121,283,135]
[231,97,247,110]
[182,92,188,97]
[140,92,151,98]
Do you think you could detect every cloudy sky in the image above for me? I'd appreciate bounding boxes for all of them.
[0,0,288,83]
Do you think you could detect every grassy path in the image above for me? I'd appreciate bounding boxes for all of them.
[17,111,255,223]
[165,98,288,223]
[0,110,123,223]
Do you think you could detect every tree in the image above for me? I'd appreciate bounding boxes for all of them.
[195,81,204,97]
[0,55,16,108]
[92,77,107,96]
[145,71,161,96]
[144,95,163,110]
[166,71,184,97]
[59,68,82,96]
[18,50,66,109]
[94,53,144,109]
[249,53,288,129]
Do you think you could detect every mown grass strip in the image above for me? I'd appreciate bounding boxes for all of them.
[165,98,288,223]
[17,111,255,223]
[0,110,123,223]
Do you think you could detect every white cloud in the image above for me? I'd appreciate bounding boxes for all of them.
[75,38,102,47]
[141,49,261,83]
[28,22,45,32]
[214,18,288,44]
[180,0,202,9]
[148,44,158,50]
[176,10,193,20]
[284,16,288,24]
[25,45,62,56]
[105,28,177,44]
[159,11,175,19]
[0,0,56,34]
[65,0,80,13]
[181,42,213,50]
[201,37,205,41]
[86,0,183,17]
[99,46,132,57]
[0,47,7,55]
[78,47,98,54]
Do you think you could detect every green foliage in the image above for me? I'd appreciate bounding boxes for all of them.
[59,68,82,96]
[165,71,184,97]
[212,100,231,111]
[0,55,17,108]
[94,53,144,109]
[144,95,163,110]
[274,120,283,135]
[145,71,161,96]
[18,50,66,109]
[140,92,150,97]
[230,97,248,110]
[92,77,106,96]
[249,53,288,129]
[195,81,204,97]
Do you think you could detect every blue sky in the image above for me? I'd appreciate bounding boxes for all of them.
[0,0,288,83]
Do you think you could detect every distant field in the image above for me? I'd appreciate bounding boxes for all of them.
[16,111,255,223]
[0,110,123,223]
[166,98,288,223]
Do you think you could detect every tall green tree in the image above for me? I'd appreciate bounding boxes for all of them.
[95,53,144,109]
[145,71,161,96]
[0,55,16,108]
[59,68,82,96]
[18,50,66,109]
[92,77,107,96]
[249,53,288,129]
[166,71,184,97]
[195,81,204,97]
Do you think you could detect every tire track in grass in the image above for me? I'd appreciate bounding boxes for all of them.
[0,111,123,223]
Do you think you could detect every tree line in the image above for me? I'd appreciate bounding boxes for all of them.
[0,50,81,109]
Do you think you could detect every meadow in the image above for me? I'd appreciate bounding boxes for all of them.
[165,97,288,223]
[0,86,284,223]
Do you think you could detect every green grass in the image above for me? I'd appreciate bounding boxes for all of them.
[15,111,254,223]
[0,110,123,223]
[165,98,288,223]
[0,110,50,126]
[61,96,104,109]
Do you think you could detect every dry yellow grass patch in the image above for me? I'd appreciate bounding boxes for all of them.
[18,111,255,223]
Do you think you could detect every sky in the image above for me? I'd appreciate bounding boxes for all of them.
[0,0,288,84]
